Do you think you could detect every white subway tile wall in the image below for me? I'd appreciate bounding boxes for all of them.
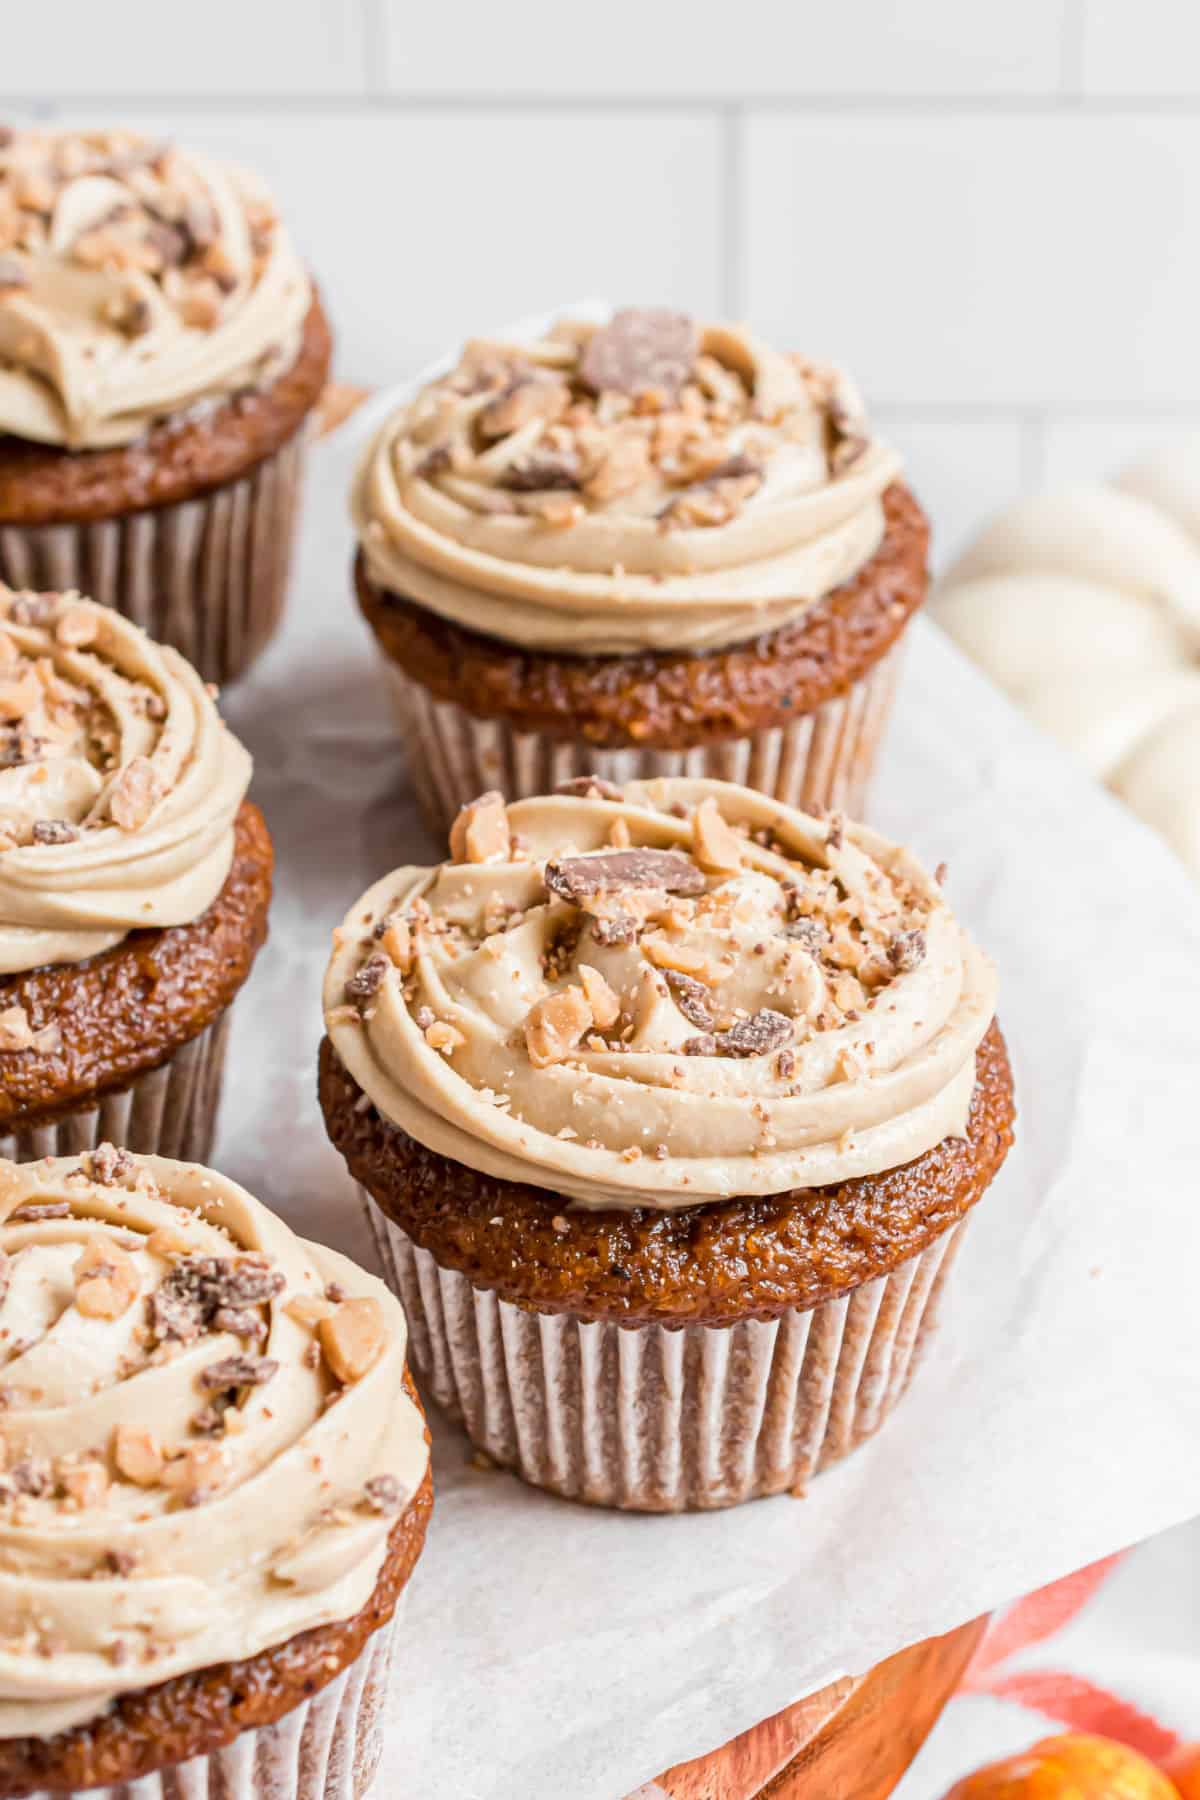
[6,1,1196,562]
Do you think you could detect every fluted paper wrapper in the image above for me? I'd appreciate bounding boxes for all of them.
[362,1198,965,1512]
[378,636,905,837]
[0,1012,230,1167]
[0,426,310,688]
[20,1602,400,1800]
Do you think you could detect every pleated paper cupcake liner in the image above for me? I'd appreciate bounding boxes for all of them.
[0,425,311,688]
[378,635,905,838]
[19,1598,400,1800]
[0,1011,231,1167]
[362,1196,967,1513]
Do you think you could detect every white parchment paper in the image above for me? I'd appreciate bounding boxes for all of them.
[217,353,1200,1800]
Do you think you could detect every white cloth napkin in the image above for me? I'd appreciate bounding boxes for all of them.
[216,355,1200,1800]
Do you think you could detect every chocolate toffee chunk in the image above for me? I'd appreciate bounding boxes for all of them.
[544,847,707,904]
[578,307,699,401]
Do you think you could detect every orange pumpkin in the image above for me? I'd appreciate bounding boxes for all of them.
[942,1732,1178,1799]
[1163,1744,1200,1798]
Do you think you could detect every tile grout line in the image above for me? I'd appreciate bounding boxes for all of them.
[6,92,1200,117]
[361,0,387,100]
[1058,0,1089,101]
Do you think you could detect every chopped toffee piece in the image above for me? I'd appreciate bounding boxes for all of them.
[718,1009,793,1057]
[544,847,705,905]
[448,791,510,864]
[198,1354,279,1391]
[345,952,390,1008]
[888,929,927,973]
[663,970,716,1030]
[579,307,698,401]
[318,1297,388,1384]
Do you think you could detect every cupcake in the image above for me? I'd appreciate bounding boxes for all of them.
[320,776,1014,1512]
[0,1147,431,1799]
[0,586,271,1164]
[351,308,927,831]
[0,128,332,685]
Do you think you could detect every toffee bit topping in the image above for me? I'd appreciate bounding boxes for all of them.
[318,1297,387,1385]
[30,819,79,845]
[578,963,620,1029]
[888,929,927,973]
[479,374,569,439]
[663,970,715,1030]
[828,402,870,474]
[10,1458,51,1497]
[162,1441,230,1506]
[213,1305,268,1342]
[150,1254,284,1347]
[579,308,698,401]
[499,451,581,493]
[74,1240,139,1320]
[345,952,390,1008]
[544,847,705,905]
[719,1009,794,1057]
[199,1354,278,1391]
[783,916,829,950]
[10,1200,70,1221]
[524,986,593,1068]
[90,1142,134,1186]
[552,775,624,801]
[589,913,641,947]
[114,1423,164,1487]
[448,790,511,864]
[691,797,744,875]
[108,755,160,831]
[685,1009,793,1059]
[362,1474,405,1515]
[658,456,764,531]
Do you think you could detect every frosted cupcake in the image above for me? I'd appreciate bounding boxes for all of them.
[352,308,928,829]
[0,1149,430,1799]
[0,587,270,1163]
[321,776,1014,1512]
[0,128,331,684]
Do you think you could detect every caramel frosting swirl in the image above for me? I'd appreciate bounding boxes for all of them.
[352,308,903,655]
[0,128,311,449]
[325,777,996,1212]
[0,1149,427,1739]
[0,588,251,975]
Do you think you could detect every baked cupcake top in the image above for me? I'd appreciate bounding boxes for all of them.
[352,307,903,655]
[324,777,996,1212]
[0,1150,426,1740]
[0,128,311,450]
[0,587,251,978]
